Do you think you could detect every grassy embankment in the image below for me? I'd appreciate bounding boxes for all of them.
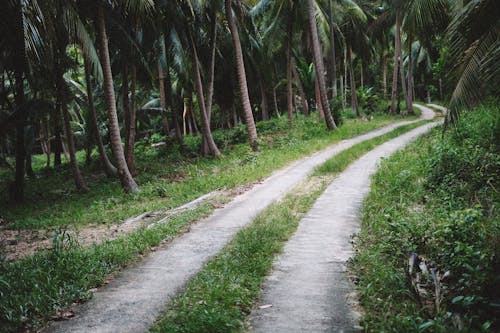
[353,104,499,332]
[151,120,430,333]
[1,113,413,230]
[0,112,420,332]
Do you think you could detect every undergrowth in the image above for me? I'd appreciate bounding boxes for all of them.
[352,105,499,332]
[150,120,431,333]
[0,114,409,230]
[0,204,213,332]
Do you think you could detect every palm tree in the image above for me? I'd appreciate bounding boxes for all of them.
[446,0,499,123]
[1,0,45,201]
[307,0,337,130]
[82,54,117,177]
[95,4,139,193]
[225,0,259,150]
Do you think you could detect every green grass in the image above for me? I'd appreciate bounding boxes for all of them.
[0,203,214,332]
[0,114,413,230]
[314,120,429,176]
[150,120,431,333]
[0,113,422,332]
[352,105,499,332]
[151,177,331,333]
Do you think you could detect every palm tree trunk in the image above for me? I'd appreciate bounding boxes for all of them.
[407,35,414,114]
[286,17,294,127]
[158,61,170,136]
[96,5,139,193]
[61,87,89,192]
[382,55,388,100]
[259,78,270,121]
[292,65,309,116]
[53,108,62,166]
[328,0,338,99]
[315,74,325,118]
[390,11,401,114]
[225,0,258,150]
[307,0,336,130]
[189,31,221,157]
[202,13,218,155]
[12,68,25,202]
[360,62,364,89]
[56,39,88,192]
[84,55,117,177]
[348,47,360,117]
[340,74,345,110]
[205,10,217,122]
[273,87,280,117]
[126,64,138,176]
[162,36,183,146]
[396,12,411,115]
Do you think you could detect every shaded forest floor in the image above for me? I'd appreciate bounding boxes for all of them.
[0,112,415,260]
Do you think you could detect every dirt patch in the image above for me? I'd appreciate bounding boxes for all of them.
[0,182,259,261]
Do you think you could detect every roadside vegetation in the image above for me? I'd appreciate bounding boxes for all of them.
[0,113,406,230]
[353,104,499,332]
[150,119,431,333]
[0,112,416,332]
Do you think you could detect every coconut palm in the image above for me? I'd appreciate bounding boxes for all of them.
[307,0,337,130]
[94,3,142,193]
[446,0,499,123]
[225,0,259,150]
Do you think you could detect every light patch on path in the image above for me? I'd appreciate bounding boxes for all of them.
[43,116,430,333]
[427,103,448,114]
[249,107,440,333]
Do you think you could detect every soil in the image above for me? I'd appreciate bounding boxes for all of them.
[0,183,258,261]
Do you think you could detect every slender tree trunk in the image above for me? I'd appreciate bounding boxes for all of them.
[396,13,411,115]
[53,107,62,166]
[328,0,338,99]
[84,55,117,177]
[307,0,336,130]
[162,36,183,145]
[292,65,309,116]
[61,87,89,192]
[343,47,348,109]
[340,74,345,110]
[205,11,217,122]
[390,11,401,114]
[40,119,51,168]
[407,35,414,114]
[273,87,280,117]
[348,47,360,117]
[202,13,218,155]
[12,68,25,202]
[382,55,388,100]
[286,17,294,127]
[158,61,170,136]
[96,5,139,193]
[189,31,221,157]
[315,74,325,118]
[360,62,364,89]
[125,65,138,176]
[225,0,258,150]
[259,79,269,121]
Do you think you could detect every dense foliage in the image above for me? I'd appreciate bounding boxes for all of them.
[354,104,499,332]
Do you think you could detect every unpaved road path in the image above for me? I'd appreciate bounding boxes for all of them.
[248,104,439,332]
[44,108,435,333]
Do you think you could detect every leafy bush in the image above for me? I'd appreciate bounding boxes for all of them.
[357,87,379,115]
[354,104,500,332]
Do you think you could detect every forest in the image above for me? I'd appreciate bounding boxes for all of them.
[0,0,498,332]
